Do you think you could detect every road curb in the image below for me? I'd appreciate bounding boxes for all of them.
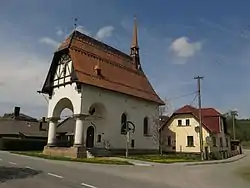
[131,162,153,166]
[185,154,246,166]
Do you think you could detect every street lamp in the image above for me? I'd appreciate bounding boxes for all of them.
[122,121,135,158]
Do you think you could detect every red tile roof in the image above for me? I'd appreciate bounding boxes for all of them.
[42,30,164,105]
[171,105,222,133]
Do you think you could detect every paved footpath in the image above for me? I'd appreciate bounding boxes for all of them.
[111,152,246,166]
[0,150,250,188]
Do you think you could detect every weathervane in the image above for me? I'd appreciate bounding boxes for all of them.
[74,18,78,30]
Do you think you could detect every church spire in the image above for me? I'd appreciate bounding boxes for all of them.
[131,16,139,49]
[130,16,141,70]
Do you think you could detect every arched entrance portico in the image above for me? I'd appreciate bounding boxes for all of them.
[47,97,74,147]
[47,97,86,148]
[86,126,95,148]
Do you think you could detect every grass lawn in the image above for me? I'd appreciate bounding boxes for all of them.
[11,151,133,165]
[236,166,250,182]
[123,153,200,164]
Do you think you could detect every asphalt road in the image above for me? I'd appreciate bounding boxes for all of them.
[0,150,250,188]
[0,151,168,188]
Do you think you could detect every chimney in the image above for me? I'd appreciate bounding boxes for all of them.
[39,117,46,131]
[39,122,43,131]
[14,106,20,117]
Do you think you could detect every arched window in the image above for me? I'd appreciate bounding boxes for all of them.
[143,117,149,136]
[121,113,127,135]
[97,134,102,143]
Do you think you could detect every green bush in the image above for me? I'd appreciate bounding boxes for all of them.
[209,151,223,160]
[1,138,46,151]
[124,153,200,163]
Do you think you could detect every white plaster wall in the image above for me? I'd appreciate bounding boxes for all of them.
[81,84,159,150]
[163,114,210,153]
[47,83,82,118]
[162,114,231,154]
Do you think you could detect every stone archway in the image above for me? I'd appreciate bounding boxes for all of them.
[47,97,74,147]
[52,97,74,118]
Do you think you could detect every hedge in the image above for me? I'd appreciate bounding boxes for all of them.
[0,137,46,151]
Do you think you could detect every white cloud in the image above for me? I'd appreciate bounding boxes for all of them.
[96,26,115,40]
[170,37,202,58]
[56,28,64,37]
[0,42,49,118]
[75,25,91,36]
[0,53,49,104]
[39,37,59,48]
[63,25,91,39]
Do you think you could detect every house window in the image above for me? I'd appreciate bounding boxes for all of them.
[143,117,149,136]
[212,137,217,147]
[178,120,182,126]
[131,139,135,148]
[167,136,171,146]
[121,113,127,135]
[220,137,223,147]
[97,134,101,143]
[187,136,194,147]
[186,119,190,126]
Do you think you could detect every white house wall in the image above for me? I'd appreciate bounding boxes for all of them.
[81,84,159,150]
[163,114,210,153]
[162,114,231,155]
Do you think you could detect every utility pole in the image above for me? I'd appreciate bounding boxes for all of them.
[194,76,204,161]
[231,110,238,140]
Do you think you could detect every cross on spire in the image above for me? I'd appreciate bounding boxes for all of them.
[74,18,78,30]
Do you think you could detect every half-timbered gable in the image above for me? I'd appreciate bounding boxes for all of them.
[53,54,72,86]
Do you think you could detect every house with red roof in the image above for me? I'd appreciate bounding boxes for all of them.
[39,18,164,158]
[161,105,231,159]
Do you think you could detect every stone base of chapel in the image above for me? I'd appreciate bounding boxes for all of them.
[43,145,87,158]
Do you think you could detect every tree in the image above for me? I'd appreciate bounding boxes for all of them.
[151,98,172,155]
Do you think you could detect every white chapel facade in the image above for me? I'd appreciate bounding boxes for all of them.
[40,19,164,157]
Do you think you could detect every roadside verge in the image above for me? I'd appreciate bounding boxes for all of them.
[185,154,246,166]
[10,151,133,165]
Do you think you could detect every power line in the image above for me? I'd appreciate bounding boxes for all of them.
[189,93,198,106]
[168,91,197,101]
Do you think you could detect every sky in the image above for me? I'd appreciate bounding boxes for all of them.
[0,0,250,118]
